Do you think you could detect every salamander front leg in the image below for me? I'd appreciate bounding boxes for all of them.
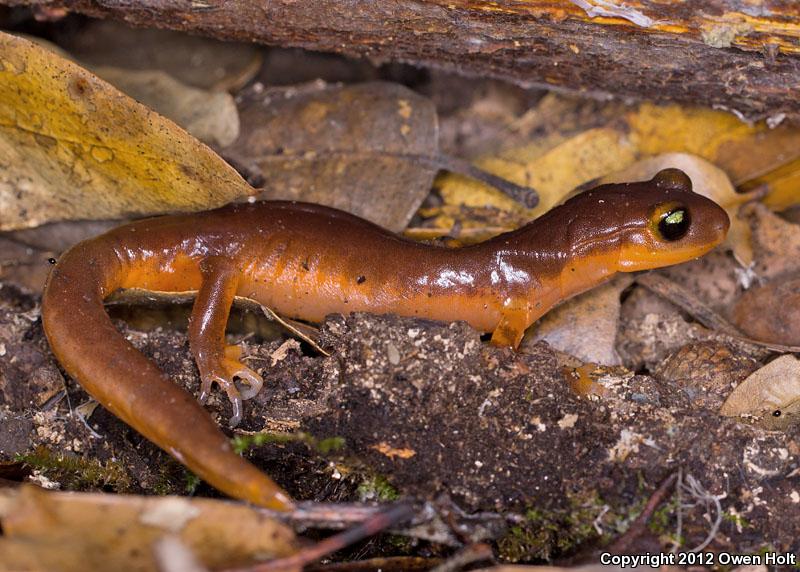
[189,258,263,427]
[490,308,531,349]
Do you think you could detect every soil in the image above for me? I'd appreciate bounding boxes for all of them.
[2,280,799,561]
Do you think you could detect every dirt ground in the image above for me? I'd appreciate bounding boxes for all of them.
[2,275,799,561]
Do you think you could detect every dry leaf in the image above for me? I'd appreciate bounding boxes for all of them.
[61,20,262,92]
[746,202,800,280]
[523,275,633,366]
[0,236,56,291]
[435,127,636,222]
[600,152,753,265]
[732,273,800,346]
[628,103,800,209]
[94,67,240,147]
[0,485,297,572]
[720,354,800,430]
[371,442,417,459]
[0,31,253,231]
[225,81,438,231]
[16,32,240,147]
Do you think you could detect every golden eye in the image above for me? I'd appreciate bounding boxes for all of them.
[650,202,690,242]
[658,207,690,241]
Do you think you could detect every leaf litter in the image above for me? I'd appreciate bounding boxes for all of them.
[3,19,800,568]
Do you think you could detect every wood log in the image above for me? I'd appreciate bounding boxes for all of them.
[4,0,799,123]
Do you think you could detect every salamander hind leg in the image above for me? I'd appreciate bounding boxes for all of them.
[189,257,263,427]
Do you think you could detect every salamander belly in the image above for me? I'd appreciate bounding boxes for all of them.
[238,266,505,333]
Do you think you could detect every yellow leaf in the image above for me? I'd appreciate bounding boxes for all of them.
[436,127,636,219]
[0,32,253,231]
[628,103,800,209]
[627,103,755,159]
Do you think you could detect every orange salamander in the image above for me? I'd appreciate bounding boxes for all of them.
[42,168,729,510]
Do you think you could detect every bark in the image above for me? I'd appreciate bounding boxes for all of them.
[5,0,800,123]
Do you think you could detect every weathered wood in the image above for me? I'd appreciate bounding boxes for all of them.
[4,0,800,123]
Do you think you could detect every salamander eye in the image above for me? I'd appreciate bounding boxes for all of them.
[657,207,690,241]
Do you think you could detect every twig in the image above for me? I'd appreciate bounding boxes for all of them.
[429,543,494,572]
[255,150,539,208]
[671,467,683,554]
[635,273,742,336]
[636,273,800,353]
[270,501,390,529]
[226,503,416,572]
[260,305,329,356]
[608,471,678,553]
[307,556,440,572]
[431,154,539,208]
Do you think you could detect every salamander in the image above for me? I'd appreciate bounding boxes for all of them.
[41,168,730,510]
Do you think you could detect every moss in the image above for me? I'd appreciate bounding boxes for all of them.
[497,492,613,562]
[722,511,750,530]
[357,474,400,502]
[184,471,201,494]
[17,446,132,492]
[232,431,345,455]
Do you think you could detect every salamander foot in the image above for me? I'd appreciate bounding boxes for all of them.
[197,344,264,428]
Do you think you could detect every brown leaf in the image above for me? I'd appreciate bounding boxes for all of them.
[523,275,633,366]
[224,81,438,231]
[720,354,800,430]
[93,67,240,147]
[732,273,800,346]
[746,202,800,280]
[0,485,298,572]
[61,20,262,92]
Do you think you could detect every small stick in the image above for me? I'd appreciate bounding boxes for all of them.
[429,543,494,572]
[635,273,741,336]
[636,273,800,353]
[306,556,440,572]
[225,503,416,572]
[607,472,678,554]
[256,151,539,209]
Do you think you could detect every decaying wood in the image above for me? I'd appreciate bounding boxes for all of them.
[3,0,799,123]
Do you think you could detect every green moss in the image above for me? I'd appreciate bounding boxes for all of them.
[497,492,615,562]
[184,471,201,494]
[722,511,750,530]
[317,436,346,454]
[357,474,400,502]
[16,446,132,492]
[232,431,345,455]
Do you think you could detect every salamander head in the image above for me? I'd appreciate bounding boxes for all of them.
[560,168,730,271]
[615,168,729,270]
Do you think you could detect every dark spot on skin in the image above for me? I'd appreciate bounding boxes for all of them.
[344,299,349,304]
[34,133,57,149]
[48,258,57,265]
[427,292,433,298]
[180,164,196,178]
[71,77,89,96]
[356,275,366,284]
[571,267,576,272]
[301,259,309,271]
[773,410,782,417]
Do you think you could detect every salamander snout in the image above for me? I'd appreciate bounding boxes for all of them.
[615,169,730,271]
